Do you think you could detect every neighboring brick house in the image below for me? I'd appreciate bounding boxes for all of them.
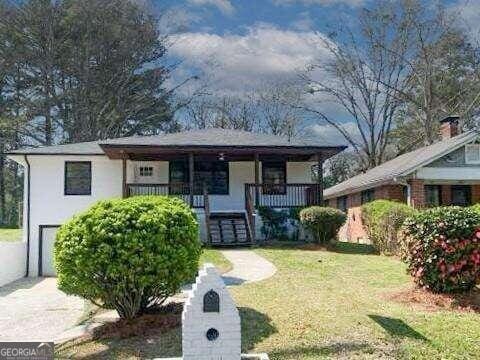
[325,116,480,243]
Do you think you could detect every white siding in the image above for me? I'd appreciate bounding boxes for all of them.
[27,155,123,276]
[416,167,480,181]
[209,162,255,212]
[287,162,315,183]
[15,155,315,277]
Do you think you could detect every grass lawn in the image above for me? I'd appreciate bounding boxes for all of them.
[0,228,22,242]
[200,247,233,274]
[56,243,480,359]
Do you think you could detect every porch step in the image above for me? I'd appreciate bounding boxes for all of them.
[207,212,252,246]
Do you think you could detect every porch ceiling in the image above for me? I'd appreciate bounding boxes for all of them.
[100,145,344,162]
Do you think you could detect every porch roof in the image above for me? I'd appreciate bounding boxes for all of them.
[9,128,346,160]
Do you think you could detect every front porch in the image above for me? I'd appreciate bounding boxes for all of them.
[125,180,323,246]
[97,129,344,246]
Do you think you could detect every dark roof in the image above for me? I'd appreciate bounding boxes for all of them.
[8,128,346,155]
[101,128,345,148]
[324,130,479,199]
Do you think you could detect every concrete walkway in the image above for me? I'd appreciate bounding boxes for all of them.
[220,249,277,286]
[0,277,84,342]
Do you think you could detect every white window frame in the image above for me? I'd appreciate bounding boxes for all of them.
[465,144,480,164]
[139,166,154,177]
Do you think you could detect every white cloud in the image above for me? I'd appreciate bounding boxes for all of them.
[450,0,480,42]
[291,11,315,31]
[310,122,359,146]
[159,7,201,34]
[169,24,332,96]
[272,0,365,7]
[188,0,235,15]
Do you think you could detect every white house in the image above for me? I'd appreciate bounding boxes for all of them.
[7,128,345,277]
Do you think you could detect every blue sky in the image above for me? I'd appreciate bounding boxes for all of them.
[151,0,480,138]
[157,0,362,34]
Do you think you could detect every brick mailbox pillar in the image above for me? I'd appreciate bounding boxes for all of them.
[182,263,241,360]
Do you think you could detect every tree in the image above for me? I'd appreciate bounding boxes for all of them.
[184,81,306,138]
[0,0,188,225]
[300,1,410,169]
[257,82,305,140]
[387,4,480,149]
[323,152,361,188]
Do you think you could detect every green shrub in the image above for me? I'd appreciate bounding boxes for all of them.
[55,196,201,319]
[401,206,480,293]
[362,200,417,255]
[299,206,346,244]
[470,203,480,215]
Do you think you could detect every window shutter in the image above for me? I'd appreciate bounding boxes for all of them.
[465,144,480,164]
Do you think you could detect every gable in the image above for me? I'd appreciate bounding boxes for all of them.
[425,136,480,168]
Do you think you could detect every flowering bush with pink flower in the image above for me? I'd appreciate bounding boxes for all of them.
[401,206,480,293]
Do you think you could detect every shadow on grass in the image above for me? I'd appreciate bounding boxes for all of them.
[257,241,377,255]
[269,342,375,358]
[332,242,376,255]
[368,315,429,342]
[240,307,277,352]
[55,307,276,359]
[56,326,183,359]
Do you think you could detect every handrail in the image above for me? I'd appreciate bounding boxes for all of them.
[203,184,212,244]
[126,182,206,208]
[245,183,322,208]
[244,184,255,242]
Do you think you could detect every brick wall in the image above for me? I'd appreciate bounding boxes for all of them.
[472,185,480,204]
[441,185,452,205]
[332,191,367,243]
[376,185,405,202]
[409,179,425,208]
[331,184,408,243]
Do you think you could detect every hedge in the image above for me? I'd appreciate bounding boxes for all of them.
[362,200,417,255]
[55,196,201,319]
[401,206,480,293]
[299,206,346,244]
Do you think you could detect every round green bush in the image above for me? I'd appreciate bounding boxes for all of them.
[362,200,417,255]
[55,196,201,319]
[402,206,480,293]
[299,206,346,244]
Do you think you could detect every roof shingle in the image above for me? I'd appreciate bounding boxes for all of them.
[324,131,479,199]
[8,128,346,155]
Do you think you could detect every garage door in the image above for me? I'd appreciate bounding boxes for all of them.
[39,226,60,277]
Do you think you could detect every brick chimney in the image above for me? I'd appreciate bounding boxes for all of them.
[439,115,460,140]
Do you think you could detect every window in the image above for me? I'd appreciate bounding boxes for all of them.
[139,166,153,177]
[262,162,286,194]
[337,196,347,213]
[465,144,480,164]
[425,185,442,207]
[65,161,91,195]
[169,160,229,195]
[361,189,375,204]
[452,185,471,206]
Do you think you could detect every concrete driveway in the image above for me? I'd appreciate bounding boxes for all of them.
[0,277,84,342]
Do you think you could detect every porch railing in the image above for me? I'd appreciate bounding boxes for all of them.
[245,183,322,208]
[126,183,206,208]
